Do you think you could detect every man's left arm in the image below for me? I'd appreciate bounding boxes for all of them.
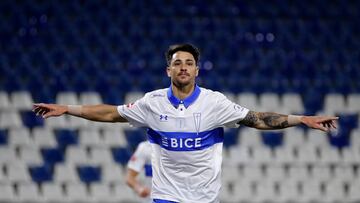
[238,111,338,132]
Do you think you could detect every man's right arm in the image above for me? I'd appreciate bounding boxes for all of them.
[33,103,128,122]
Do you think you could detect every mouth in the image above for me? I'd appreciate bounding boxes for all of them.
[178,73,190,77]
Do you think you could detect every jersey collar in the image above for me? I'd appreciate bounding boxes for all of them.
[167,85,201,108]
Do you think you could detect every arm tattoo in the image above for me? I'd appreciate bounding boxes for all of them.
[239,111,259,127]
[262,113,289,129]
[239,111,290,129]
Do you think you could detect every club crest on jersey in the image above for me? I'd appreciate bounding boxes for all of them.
[193,113,201,134]
[159,114,168,122]
[126,103,135,108]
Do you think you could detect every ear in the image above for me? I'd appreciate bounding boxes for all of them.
[166,66,171,77]
[195,66,199,77]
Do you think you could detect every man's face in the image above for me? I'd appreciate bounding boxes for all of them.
[167,51,199,87]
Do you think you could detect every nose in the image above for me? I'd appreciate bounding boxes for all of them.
[180,64,187,71]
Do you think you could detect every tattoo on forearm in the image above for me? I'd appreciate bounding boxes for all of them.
[239,111,258,127]
[262,113,289,129]
[239,111,289,129]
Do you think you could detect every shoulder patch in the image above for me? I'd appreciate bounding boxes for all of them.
[126,103,135,108]
[130,155,137,161]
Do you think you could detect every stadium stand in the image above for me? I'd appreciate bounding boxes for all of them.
[0,0,359,202]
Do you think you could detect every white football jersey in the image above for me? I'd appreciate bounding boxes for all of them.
[118,86,249,203]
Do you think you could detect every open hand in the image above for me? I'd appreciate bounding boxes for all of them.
[301,116,338,132]
[32,103,67,119]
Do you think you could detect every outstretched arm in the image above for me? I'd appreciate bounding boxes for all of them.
[33,103,127,122]
[238,111,338,132]
[126,169,151,198]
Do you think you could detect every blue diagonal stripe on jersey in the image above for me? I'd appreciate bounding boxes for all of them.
[147,128,224,151]
[153,199,179,203]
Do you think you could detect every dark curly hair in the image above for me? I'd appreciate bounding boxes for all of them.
[165,43,200,66]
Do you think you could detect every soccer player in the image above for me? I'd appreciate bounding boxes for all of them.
[33,43,338,203]
[126,140,152,203]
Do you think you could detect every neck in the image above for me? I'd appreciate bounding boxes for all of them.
[171,82,195,100]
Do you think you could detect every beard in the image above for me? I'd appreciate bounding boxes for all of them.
[172,77,193,89]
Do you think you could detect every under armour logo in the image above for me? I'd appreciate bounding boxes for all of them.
[160,114,168,122]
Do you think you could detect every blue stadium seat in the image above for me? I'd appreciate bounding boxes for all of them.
[338,114,358,130]
[200,72,223,92]
[21,110,44,129]
[31,86,56,103]
[112,147,132,165]
[124,129,147,150]
[138,72,157,93]
[261,131,283,148]
[302,89,324,115]
[328,129,351,149]
[77,166,101,184]
[101,90,124,105]
[41,148,65,165]
[0,129,7,145]
[55,129,78,148]
[0,0,357,101]
[3,75,25,92]
[29,164,53,183]
[72,74,94,93]
[223,128,239,148]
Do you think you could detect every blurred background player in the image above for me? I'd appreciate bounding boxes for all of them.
[126,140,152,203]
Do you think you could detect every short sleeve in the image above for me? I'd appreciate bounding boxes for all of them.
[214,92,249,128]
[127,142,148,172]
[117,95,149,127]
